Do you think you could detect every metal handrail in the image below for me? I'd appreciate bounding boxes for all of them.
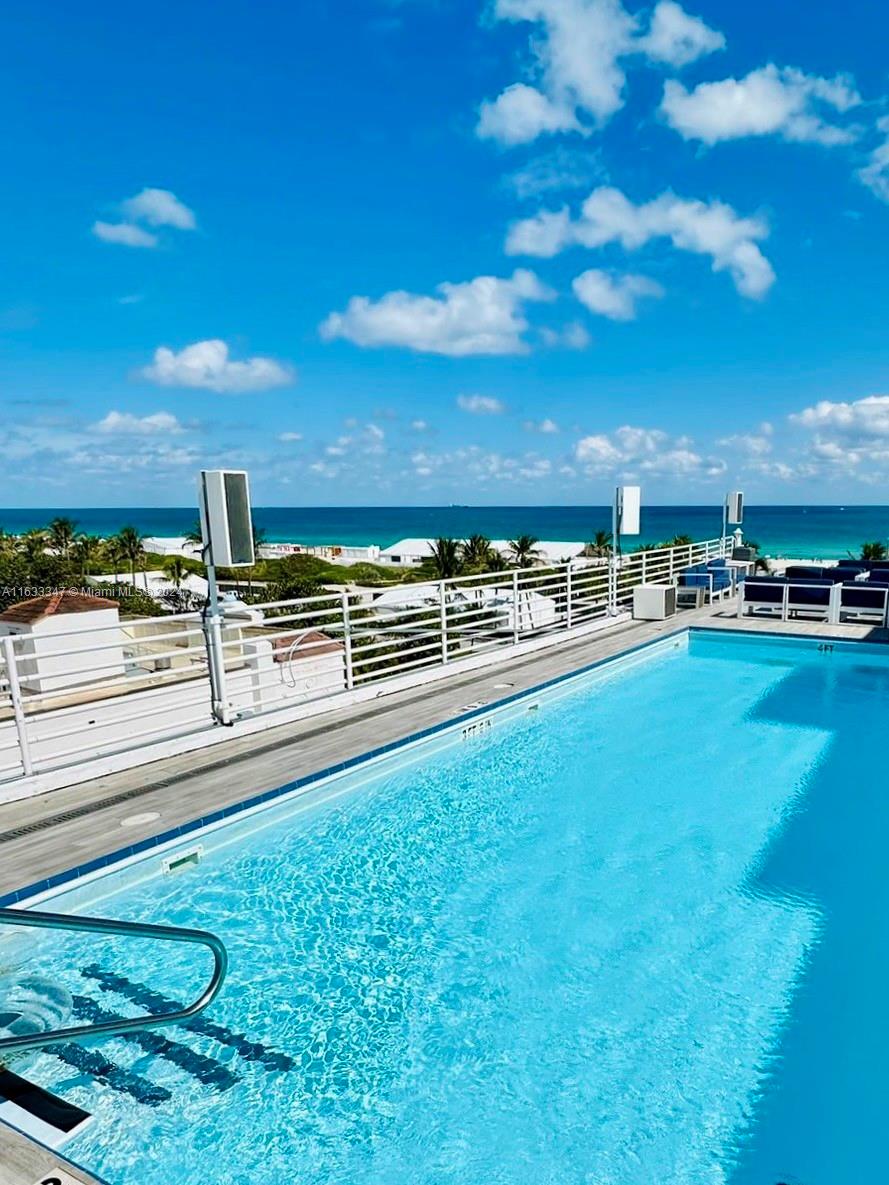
[0,906,228,1054]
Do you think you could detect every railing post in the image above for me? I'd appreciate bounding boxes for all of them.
[668,545,674,583]
[641,551,648,584]
[566,563,573,630]
[512,569,520,643]
[2,635,33,777]
[440,581,449,665]
[341,590,354,690]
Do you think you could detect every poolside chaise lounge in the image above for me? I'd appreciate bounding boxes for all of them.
[740,576,835,621]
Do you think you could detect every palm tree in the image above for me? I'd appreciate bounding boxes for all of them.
[48,516,78,557]
[184,521,205,557]
[114,525,146,587]
[582,529,612,558]
[461,534,493,570]
[163,556,187,589]
[72,534,102,578]
[19,528,48,562]
[427,537,463,580]
[861,540,888,562]
[507,534,541,568]
[663,534,693,548]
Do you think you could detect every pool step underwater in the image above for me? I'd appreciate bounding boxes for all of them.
[70,996,240,1090]
[81,964,296,1071]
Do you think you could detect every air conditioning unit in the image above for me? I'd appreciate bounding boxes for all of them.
[632,583,677,621]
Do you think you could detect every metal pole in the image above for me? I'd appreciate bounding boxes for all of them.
[512,569,520,643]
[439,581,449,665]
[203,559,232,726]
[608,488,619,616]
[2,635,33,777]
[342,590,354,690]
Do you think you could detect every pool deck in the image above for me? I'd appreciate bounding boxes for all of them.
[0,603,886,1185]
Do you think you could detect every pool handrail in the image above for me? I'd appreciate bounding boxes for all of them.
[0,905,228,1054]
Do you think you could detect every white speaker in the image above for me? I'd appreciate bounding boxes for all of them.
[199,470,255,567]
[726,490,744,525]
[617,485,641,536]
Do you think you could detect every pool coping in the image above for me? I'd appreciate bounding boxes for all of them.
[1,624,690,908]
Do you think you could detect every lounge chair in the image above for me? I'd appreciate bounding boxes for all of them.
[838,580,889,624]
[739,576,787,617]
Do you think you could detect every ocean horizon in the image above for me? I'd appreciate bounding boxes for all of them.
[2,504,889,560]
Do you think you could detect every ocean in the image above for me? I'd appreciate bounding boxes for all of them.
[1,505,887,560]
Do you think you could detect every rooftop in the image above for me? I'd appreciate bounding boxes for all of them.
[0,591,118,626]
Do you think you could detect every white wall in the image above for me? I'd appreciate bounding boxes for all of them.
[0,610,126,694]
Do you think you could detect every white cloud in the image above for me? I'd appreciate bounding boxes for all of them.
[141,339,294,394]
[858,115,889,202]
[661,64,861,146]
[572,268,663,319]
[320,269,553,356]
[478,84,582,145]
[94,410,185,435]
[92,187,195,248]
[791,394,889,439]
[574,424,725,478]
[278,431,304,442]
[784,395,889,480]
[477,0,723,146]
[92,221,158,248]
[121,188,196,230]
[638,0,724,67]
[717,422,773,456]
[524,417,560,433]
[457,394,506,414]
[507,185,775,298]
[540,320,592,348]
[506,144,604,198]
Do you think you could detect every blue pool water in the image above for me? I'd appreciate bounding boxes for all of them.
[7,630,888,1184]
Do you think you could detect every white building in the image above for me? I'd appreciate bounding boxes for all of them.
[377,538,588,567]
[0,592,125,694]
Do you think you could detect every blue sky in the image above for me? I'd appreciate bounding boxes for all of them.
[2,0,889,506]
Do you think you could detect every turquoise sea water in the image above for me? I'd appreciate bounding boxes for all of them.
[2,504,889,558]
[11,630,887,1185]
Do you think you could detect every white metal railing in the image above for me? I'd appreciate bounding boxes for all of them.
[0,537,729,788]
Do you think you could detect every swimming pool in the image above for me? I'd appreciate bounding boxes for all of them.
[2,628,885,1185]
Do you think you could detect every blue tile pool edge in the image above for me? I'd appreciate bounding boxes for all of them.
[2,625,698,909]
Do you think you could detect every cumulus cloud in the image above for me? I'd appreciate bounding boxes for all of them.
[638,0,725,67]
[121,188,197,229]
[477,0,723,145]
[572,268,663,319]
[141,339,294,394]
[92,221,158,248]
[661,64,861,146]
[320,269,553,356]
[478,84,582,145]
[507,185,775,298]
[787,395,889,479]
[524,417,560,433]
[858,115,889,202]
[574,424,725,478]
[457,394,506,414]
[94,410,185,435]
[278,431,304,442]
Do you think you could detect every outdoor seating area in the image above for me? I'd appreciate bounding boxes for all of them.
[740,561,889,625]
[678,557,745,604]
